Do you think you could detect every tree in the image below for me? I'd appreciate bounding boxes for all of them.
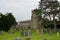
[0,13,4,31]
[0,13,16,32]
[38,0,60,31]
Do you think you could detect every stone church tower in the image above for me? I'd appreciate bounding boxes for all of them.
[31,0,58,30]
[31,10,38,29]
[31,9,42,30]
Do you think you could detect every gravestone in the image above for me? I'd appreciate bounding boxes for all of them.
[27,29,32,36]
[21,29,32,36]
[14,37,21,40]
[8,31,15,34]
[0,30,4,34]
[21,31,25,36]
[25,31,28,36]
[26,38,31,40]
[43,28,46,33]
[8,31,12,34]
[41,29,44,34]
[57,32,59,37]
[48,28,52,36]
[0,30,3,33]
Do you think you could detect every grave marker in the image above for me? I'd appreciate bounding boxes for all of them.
[26,38,31,40]
[14,37,21,40]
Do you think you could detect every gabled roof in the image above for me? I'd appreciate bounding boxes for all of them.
[20,20,31,23]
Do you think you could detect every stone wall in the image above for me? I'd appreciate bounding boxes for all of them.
[19,20,31,29]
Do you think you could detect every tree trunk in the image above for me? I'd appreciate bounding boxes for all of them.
[49,15,52,34]
[54,20,56,32]
[53,14,56,32]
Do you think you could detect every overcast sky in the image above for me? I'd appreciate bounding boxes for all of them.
[0,0,40,22]
[0,0,60,22]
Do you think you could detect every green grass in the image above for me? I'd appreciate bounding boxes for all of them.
[0,30,60,40]
[0,31,20,40]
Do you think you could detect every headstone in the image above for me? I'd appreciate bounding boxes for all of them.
[49,28,52,36]
[44,38,47,40]
[27,29,32,36]
[0,30,4,34]
[21,29,32,36]
[0,30,3,33]
[14,37,21,40]
[37,30,40,34]
[25,31,28,36]
[26,38,31,40]
[21,31,25,36]
[43,28,46,33]
[41,29,44,34]
[37,30,39,33]
[57,32,59,37]
[8,31,12,34]
[14,28,17,32]
[8,31,14,34]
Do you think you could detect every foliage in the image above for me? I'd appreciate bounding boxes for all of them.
[0,13,16,32]
[42,0,60,30]
[33,9,42,19]
[35,0,60,29]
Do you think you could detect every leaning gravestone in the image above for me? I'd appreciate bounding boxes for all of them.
[26,38,31,40]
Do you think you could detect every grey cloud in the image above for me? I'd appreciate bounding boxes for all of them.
[0,0,39,22]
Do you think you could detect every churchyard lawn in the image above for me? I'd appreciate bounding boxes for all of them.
[0,30,60,40]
